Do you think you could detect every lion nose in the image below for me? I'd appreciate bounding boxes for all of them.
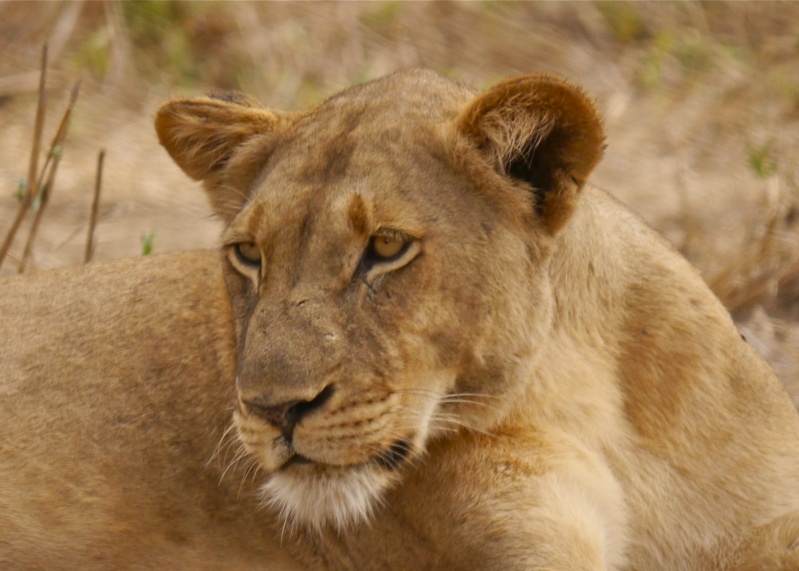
[243,384,335,437]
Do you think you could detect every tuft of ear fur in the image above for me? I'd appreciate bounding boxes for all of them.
[458,74,605,234]
[155,94,291,219]
[155,95,281,182]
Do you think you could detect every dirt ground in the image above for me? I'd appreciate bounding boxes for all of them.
[1,1,798,397]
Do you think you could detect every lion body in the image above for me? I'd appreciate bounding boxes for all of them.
[0,252,301,570]
[1,70,798,569]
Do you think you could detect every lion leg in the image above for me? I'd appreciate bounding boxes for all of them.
[479,470,624,571]
[393,432,628,571]
[700,511,799,571]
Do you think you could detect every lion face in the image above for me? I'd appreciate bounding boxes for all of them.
[156,70,604,529]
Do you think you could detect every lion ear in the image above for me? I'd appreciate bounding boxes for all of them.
[458,74,605,234]
[155,94,290,219]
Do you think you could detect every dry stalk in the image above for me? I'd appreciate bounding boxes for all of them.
[712,206,795,312]
[103,0,132,92]
[85,150,106,264]
[18,80,81,273]
[709,175,786,311]
[675,159,700,254]
[0,44,47,270]
[48,0,85,61]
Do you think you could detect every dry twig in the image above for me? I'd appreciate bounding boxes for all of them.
[18,80,81,273]
[85,150,106,264]
[0,44,47,270]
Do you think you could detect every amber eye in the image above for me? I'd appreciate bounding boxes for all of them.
[370,235,406,260]
[235,241,262,267]
[361,232,416,272]
[359,231,418,274]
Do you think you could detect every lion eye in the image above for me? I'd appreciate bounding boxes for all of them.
[235,241,262,267]
[370,235,406,260]
[359,230,418,274]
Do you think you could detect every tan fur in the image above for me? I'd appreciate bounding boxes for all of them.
[0,252,302,570]
[2,70,798,569]
[156,69,799,568]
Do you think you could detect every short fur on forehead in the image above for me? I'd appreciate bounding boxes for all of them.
[156,72,604,233]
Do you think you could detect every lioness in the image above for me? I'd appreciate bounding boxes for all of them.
[2,70,799,569]
[154,70,799,569]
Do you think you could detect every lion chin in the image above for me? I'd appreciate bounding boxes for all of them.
[261,462,398,531]
[235,399,428,531]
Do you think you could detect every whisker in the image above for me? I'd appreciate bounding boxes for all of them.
[219,445,249,485]
[216,432,243,468]
[205,420,238,469]
[394,388,503,402]
[444,392,503,400]
[280,513,289,546]
[392,404,498,440]
[239,453,268,499]
[393,388,446,398]
[238,457,261,497]
[363,438,425,471]
[249,461,264,485]
[392,389,502,413]
[437,397,496,409]
[430,416,498,440]
[216,183,251,202]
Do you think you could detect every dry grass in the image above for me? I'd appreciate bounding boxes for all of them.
[0,1,797,395]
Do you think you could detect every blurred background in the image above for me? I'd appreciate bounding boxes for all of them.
[1,1,798,396]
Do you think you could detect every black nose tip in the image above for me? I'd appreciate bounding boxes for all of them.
[243,384,335,437]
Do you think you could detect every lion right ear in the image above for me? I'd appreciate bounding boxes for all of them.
[155,95,290,219]
[457,74,605,234]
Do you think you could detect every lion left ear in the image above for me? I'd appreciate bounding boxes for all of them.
[155,94,295,222]
[458,74,605,234]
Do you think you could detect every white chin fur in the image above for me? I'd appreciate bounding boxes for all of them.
[261,464,394,531]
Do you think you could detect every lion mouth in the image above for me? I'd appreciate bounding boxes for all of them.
[261,438,416,529]
[235,400,428,528]
[279,437,414,473]
[282,454,313,469]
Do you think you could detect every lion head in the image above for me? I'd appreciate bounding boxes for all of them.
[155,69,603,530]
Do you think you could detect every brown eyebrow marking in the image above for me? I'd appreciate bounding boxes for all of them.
[347,192,369,236]
[246,201,268,237]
